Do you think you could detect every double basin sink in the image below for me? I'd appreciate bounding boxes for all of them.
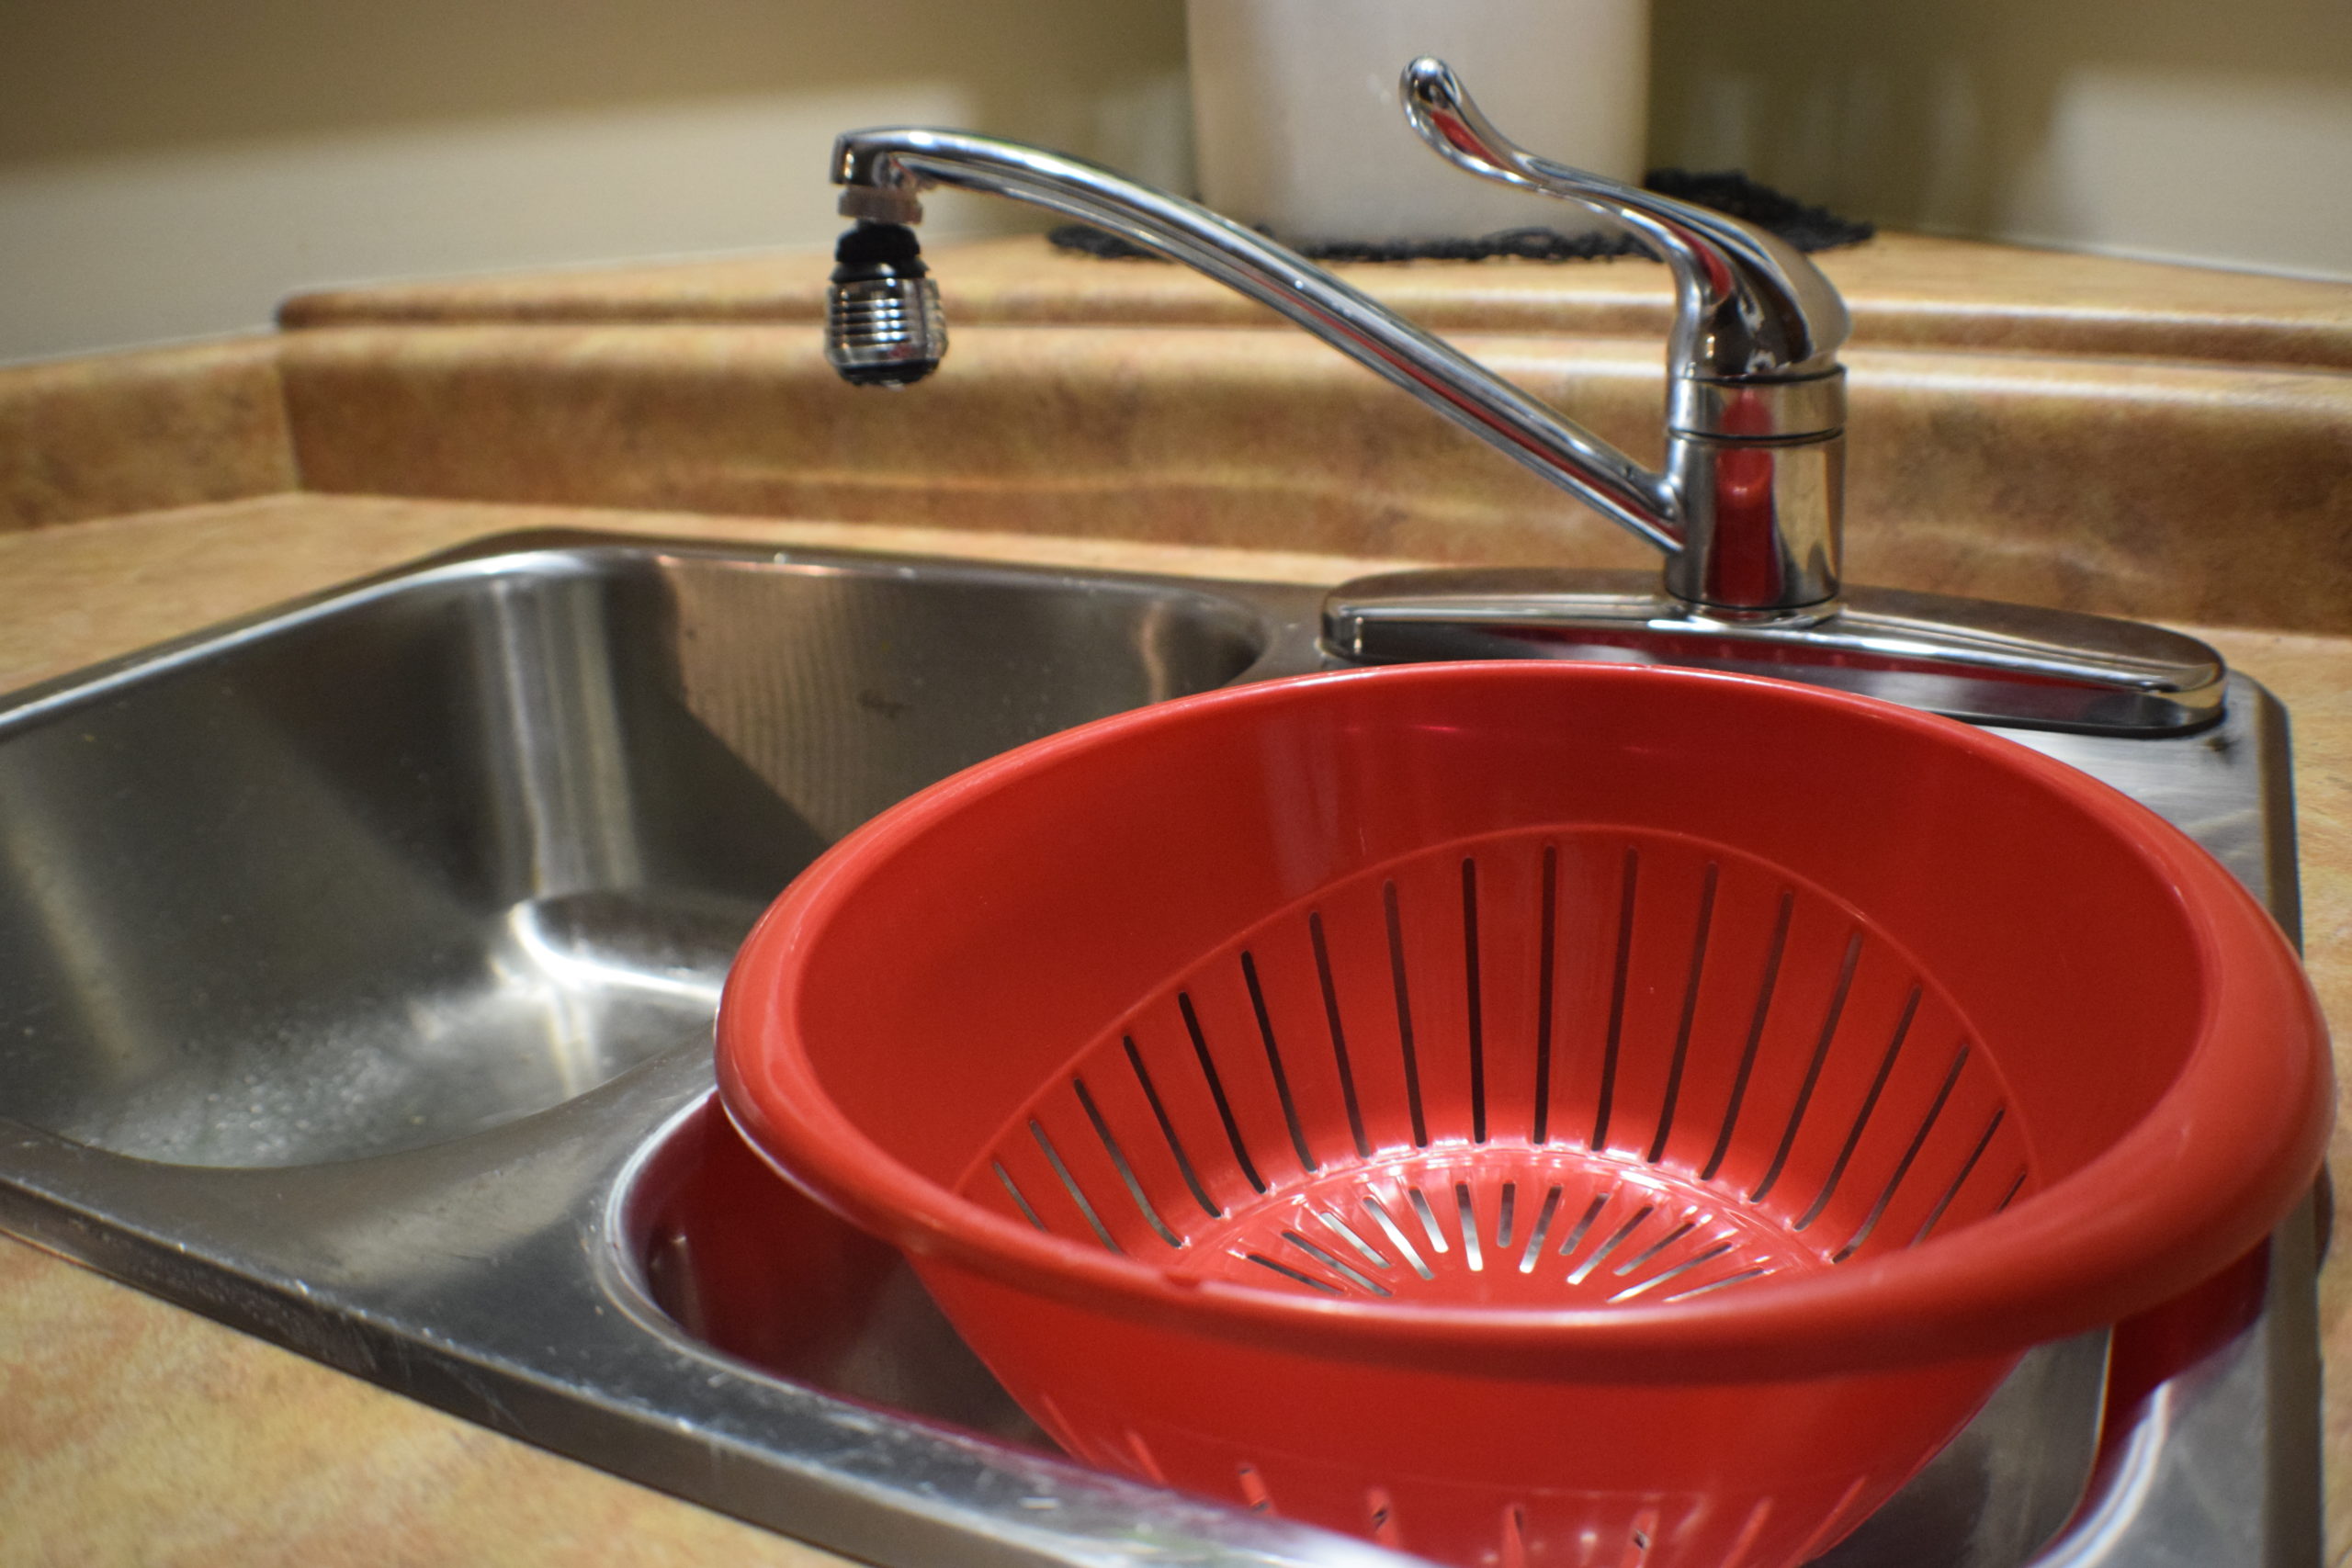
[0,533,2319,1567]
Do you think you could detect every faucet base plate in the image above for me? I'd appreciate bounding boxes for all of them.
[1323,570,2228,734]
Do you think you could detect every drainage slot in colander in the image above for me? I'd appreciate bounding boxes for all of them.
[959,829,2032,1309]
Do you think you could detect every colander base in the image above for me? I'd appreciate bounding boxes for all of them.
[1168,1143,1831,1308]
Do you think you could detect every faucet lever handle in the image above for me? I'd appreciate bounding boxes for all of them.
[1400,58,1849,385]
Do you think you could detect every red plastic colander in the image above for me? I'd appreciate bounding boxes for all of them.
[718,662,2331,1568]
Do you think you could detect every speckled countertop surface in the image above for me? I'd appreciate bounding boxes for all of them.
[1,232,2347,1564]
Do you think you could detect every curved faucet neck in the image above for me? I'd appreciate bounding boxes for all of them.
[837,126,1685,559]
[831,101,1849,616]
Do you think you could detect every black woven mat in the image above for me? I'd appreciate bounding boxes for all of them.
[1048,169,1872,262]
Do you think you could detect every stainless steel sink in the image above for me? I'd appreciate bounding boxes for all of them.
[0,536,1272,1168]
[0,534,2318,1568]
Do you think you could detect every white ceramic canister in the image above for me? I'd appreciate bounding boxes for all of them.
[1187,0,1649,247]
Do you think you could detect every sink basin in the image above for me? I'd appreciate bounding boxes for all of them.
[0,535,1271,1167]
[0,533,2318,1568]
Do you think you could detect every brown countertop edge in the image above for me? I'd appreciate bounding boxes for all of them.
[0,494,2347,1564]
[277,233,2352,373]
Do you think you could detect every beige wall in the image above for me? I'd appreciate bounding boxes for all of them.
[1649,0,2352,282]
[6,0,2346,365]
[0,0,1193,365]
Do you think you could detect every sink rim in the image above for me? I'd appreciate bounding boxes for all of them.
[0,526,1301,733]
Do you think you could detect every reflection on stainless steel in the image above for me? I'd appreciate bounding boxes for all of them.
[623,1093,1043,1442]
[825,61,2230,730]
[0,536,2317,1568]
[2031,1197,2323,1568]
[1817,1330,2110,1568]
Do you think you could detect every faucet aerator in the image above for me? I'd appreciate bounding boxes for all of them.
[826,220,947,389]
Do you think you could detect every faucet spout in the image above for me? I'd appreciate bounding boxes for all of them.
[829,126,1687,561]
[829,61,1860,615]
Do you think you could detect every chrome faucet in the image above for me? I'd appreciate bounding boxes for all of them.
[824,59,2225,733]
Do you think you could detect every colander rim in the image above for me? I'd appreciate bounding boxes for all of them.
[718,661,2332,1382]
